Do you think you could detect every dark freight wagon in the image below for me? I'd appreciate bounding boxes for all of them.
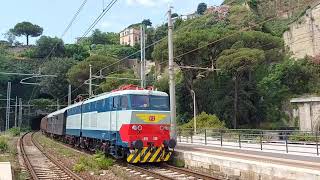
[40,116,48,133]
[47,108,67,136]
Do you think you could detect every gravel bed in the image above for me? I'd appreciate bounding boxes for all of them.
[33,132,137,180]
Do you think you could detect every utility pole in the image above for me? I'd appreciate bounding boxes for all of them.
[89,64,93,97]
[5,82,11,131]
[14,96,18,127]
[168,8,176,139]
[68,84,72,106]
[191,90,197,134]
[18,98,22,128]
[57,99,60,111]
[140,25,146,88]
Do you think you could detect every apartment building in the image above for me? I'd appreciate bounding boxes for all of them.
[119,27,141,46]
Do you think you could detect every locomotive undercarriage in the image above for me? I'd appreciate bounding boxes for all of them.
[62,135,127,159]
[43,133,175,163]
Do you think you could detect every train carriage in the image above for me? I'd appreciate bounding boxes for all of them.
[47,108,67,136]
[42,85,176,163]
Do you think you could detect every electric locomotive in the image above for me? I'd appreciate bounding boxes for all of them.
[41,85,176,163]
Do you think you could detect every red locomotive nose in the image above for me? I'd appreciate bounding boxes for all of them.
[119,124,171,147]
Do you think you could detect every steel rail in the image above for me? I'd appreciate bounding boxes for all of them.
[162,164,220,180]
[127,164,175,180]
[19,132,39,180]
[31,132,83,180]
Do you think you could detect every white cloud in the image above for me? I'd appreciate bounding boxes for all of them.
[126,0,173,7]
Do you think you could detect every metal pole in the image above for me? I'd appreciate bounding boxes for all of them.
[191,90,196,134]
[89,64,92,97]
[285,133,288,153]
[204,129,207,145]
[168,7,176,139]
[14,96,17,127]
[260,131,263,150]
[143,24,146,87]
[56,99,60,111]
[316,131,319,156]
[220,130,223,147]
[5,82,11,131]
[140,25,145,88]
[28,104,31,127]
[239,133,241,148]
[68,84,72,106]
[18,98,22,128]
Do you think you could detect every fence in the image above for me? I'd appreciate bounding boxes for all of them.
[177,128,319,156]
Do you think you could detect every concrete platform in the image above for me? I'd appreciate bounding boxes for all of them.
[0,162,12,180]
[175,143,320,180]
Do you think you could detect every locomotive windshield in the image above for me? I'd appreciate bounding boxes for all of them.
[131,95,169,111]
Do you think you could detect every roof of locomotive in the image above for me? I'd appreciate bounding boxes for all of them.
[47,90,168,115]
[83,90,168,105]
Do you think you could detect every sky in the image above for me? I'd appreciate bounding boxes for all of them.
[1,0,224,44]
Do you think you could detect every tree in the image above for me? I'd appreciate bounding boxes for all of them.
[3,30,16,46]
[142,19,152,27]
[91,44,138,59]
[65,44,90,61]
[180,112,226,129]
[197,3,207,15]
[90,29,119,45]
[35,36,65,58]
[91,29,106,45]
[40,58,77,99]
[67,55,117,87]
[216,48,265,128]
[257,59,319,126]
[105,32,119,45]
[29,99,56,112]
[152,12,284,128]
[100,70,138,92]
[171,13,179,18]
[11,22,43,45]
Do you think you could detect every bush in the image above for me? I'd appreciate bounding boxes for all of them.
[20,126,31,132]
[93,151,113,169]
[8,127,20,136]
[289,133,317,142]
[73,163,86,173]
[19,48,37,58]
[0,136,8,152]
[73,152,114,173]
[180,112,226,130]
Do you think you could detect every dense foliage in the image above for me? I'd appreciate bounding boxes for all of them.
[0,0,319,131]
[180,112,226,129]
[152,2,320,129]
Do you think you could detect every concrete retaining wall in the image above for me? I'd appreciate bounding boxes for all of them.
[174,150,320,180]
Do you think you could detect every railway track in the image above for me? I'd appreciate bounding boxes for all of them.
[34,132,221,180]
[20,132,83,180]
[119,163,220,180]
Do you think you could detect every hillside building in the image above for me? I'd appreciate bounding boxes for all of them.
[119,27,141,46]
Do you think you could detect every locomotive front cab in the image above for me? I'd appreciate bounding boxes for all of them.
[118,92,176,163]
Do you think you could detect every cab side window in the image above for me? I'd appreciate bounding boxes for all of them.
[120,96,128,109]
[113,96,119,109]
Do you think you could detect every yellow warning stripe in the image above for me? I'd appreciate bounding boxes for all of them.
[127,147,173,163]
[149,147,162,162]
[141,149,152,163]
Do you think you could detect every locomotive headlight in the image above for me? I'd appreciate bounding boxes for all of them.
[164,126,169,131]
[160,126,164,130]
[132,125,138,131]
[137,125,143,131]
